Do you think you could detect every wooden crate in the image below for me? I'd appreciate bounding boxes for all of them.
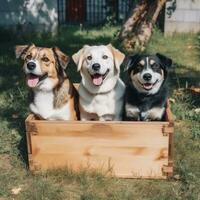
[25,102,174,179]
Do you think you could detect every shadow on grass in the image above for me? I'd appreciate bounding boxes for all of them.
[170,65,200,87]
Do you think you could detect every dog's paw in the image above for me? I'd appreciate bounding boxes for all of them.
[146,107,165,121]
[125,105,140,120]
[100,114,113,121]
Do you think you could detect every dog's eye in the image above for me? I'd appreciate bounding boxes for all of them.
[102,55,108,59]
[137,64,143,71]
[42,57,50,62]
[26,55,32,60]
[152,63,160,69]
[87,56,92,60]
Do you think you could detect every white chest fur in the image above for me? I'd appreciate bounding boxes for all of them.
[79,79,125,120]
[125,103,165,121]
[30,90,71,120]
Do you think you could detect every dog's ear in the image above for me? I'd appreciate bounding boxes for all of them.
[72,45,89,71]
[124,54,140,71]
[52,47,70,69]
[15,44,35,59]
[72,49,83,71]
[107,44,125,71]
[156,53,172,69]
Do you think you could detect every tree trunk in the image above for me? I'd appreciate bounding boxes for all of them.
[119,0,166,51]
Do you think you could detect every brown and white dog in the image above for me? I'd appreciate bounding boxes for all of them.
[15,44,79,120]
[72,44,125,121]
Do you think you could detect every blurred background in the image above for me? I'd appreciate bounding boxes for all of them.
[1,0,200,34]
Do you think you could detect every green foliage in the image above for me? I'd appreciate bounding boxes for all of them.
[171,92,200,121]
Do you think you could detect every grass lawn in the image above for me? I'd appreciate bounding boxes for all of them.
[0,26,200,200]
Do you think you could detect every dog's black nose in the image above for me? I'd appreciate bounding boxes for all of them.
[143,73,152,81]
[27,62,36,70]
[92,63,100,71]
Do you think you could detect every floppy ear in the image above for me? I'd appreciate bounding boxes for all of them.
[124,54,140,71]
[72,45,89,71]
[72,49,84,71]
[107,44,125,71]
[156,53,172,69]
[15,44,35,59]
[52,47,70,69]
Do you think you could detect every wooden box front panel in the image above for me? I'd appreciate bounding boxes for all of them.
[26,118,173,179]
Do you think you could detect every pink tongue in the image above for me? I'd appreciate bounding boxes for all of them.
[144,83,152,89]
[27,76,39,88]
[92,76,103,86]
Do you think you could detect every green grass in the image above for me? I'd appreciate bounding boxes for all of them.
[147,29,200,73]
[0,26,200,199]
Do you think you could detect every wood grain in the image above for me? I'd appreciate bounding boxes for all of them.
[25,99,174,179]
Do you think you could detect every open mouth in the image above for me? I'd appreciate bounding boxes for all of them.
[26,73,48,88]
[90,69,109,86]
[138,79,159,91]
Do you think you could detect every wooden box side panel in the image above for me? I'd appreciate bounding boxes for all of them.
[165,100,174,177]
[165,100,174,124]
[25,114,36,154]
[27,122,170,179]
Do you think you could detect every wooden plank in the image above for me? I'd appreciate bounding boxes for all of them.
[25,115,34,154]
[189,86,200,94]
[27,121,169,178]
[30,135,168,178]
[165,100,174,124]
[30,123,169,146]
[164,100,174,177]
[25,98,174,179]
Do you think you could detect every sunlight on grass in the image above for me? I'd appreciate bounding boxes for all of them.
[147,29,200,74]
[73,26,119,39]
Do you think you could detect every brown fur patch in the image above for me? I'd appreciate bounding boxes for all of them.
[54,79,70,109]
[139,60,145,65]
[54,80,80,120]
[107,44,125,70]
[150,59,155,65]
[70,83,80,120]
[15,44,35,59]
[52,47,70,69]
[69,92,79,120]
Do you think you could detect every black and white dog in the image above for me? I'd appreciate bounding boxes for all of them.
[124,53,172,121]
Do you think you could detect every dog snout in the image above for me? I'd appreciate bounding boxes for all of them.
[92,63,100,71]
[143,73,152,81]
[27,62,36,71]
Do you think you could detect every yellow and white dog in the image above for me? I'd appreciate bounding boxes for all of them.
[73,44,125,121]
[15,44,79,120]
